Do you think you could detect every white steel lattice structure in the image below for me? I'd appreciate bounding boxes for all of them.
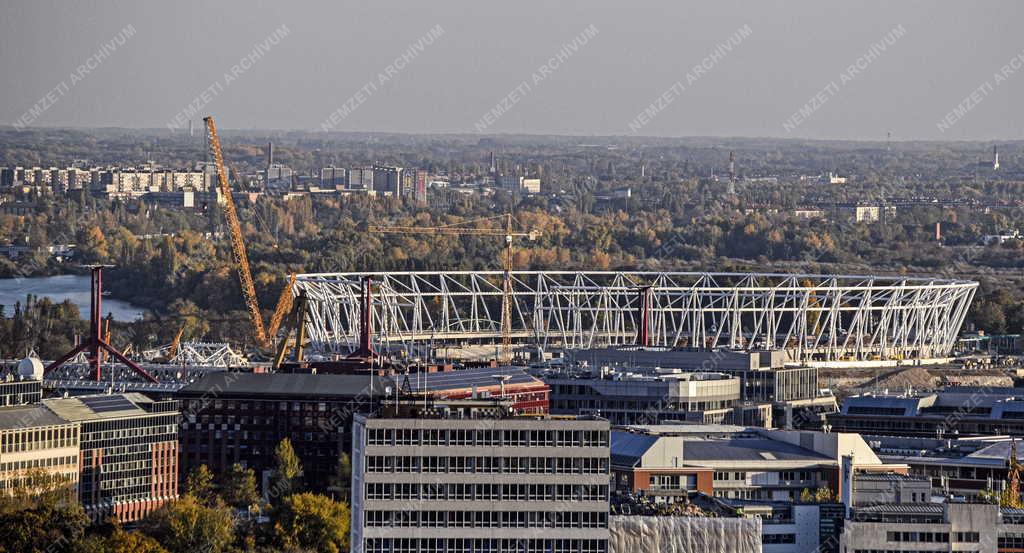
[293,271,977,363]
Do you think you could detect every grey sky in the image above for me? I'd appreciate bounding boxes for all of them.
[1,0,1021,140]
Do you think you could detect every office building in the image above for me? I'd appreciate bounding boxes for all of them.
[863,434,1024,499]
[42,393,179,523]
[413,169,428,201]
[0,405,80,496]
[177,372,385,493]
[545,366,771,427]
[0,358,46,407]
[851,471,931,505]
[351,399,611,553]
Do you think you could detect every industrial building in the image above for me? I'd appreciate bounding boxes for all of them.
[372,165,403,196]
[351,399,610,553]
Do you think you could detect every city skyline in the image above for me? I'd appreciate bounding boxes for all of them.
[1,0,1022,140]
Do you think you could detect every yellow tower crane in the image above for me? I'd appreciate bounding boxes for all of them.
[368,214,540,363]
[204,116,295,348]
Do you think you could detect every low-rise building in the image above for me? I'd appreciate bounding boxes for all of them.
[398,366,550,415]
[545,366,771,427]
[610,424,903,503]
[828,387,1024,438]
[841,502,1019,553]
[865,434,1022,499]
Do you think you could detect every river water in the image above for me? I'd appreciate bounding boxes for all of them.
[0,274,146,321]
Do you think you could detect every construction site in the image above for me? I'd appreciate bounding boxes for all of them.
[5,116,1008,403]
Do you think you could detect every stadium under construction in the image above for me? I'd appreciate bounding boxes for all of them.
[292,271,978,368]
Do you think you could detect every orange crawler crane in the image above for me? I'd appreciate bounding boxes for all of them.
[204,116,295,349]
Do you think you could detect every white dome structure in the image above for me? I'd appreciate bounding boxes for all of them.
[17,356,44,381]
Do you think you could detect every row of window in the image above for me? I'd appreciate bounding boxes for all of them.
[365,455,608,475]
[366,428,608,448]
[854,550,951,553]
[364,510,607,529]
[886,531,980,543]
[0,455,76,473]
[0,470,75,490]
[365,482,608,502]
[0,426,78,453]
[999,533,1024,548]
[762,534,796,544]
[363,538,607,553]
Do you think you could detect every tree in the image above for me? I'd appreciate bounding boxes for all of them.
[0,471,89,553]
[328,452,352,500]
[74,527,170,553]
[221,463,259,510]
[144,495,233,553]
[184,465,216,506]
[272,493,350,553]
[799,488,814,503]
[271,438,303,499]
[813,487,834,503]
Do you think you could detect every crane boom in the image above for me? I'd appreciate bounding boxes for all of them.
[204,116,294,348]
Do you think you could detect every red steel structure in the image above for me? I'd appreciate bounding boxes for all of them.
[44,265,158,383]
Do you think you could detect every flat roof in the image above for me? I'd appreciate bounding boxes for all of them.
[400,366,541,393]
[178,372,388,398]
[0,405,69,430]
[682,438,832,463]
[854,503,943,515]
[42,393,148,422]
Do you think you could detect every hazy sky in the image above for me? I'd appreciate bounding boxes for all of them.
[1,0,1021,140]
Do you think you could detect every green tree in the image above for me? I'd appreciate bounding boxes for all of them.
[271,438,303,499]
[272,493,350,553]
[799,488,814,503]
[184,465,216,506]
[328,452,352,500]
[220,463,259,510]
[144,495,233,553]
[0,471,88,553]
[74,527,170,553]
